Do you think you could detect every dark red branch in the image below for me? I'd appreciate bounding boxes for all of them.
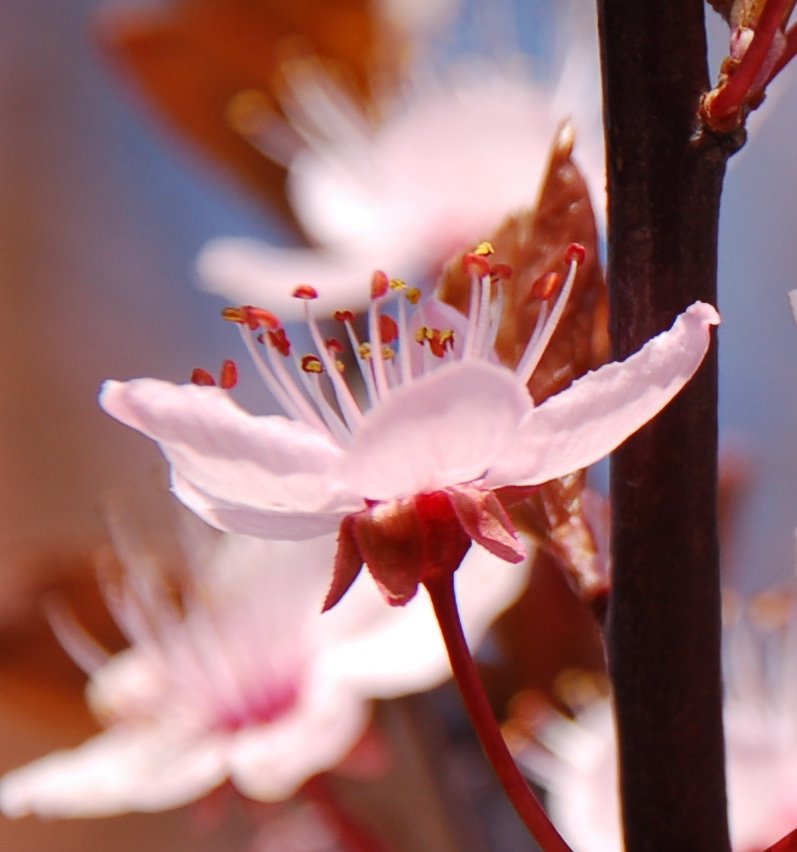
[597,0,739,849]
[424,573,571,852]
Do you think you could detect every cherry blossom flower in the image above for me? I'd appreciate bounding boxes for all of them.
[0,529,528,818]
[198,22,603,317]
[519,589,797,852]
[100,248,719,609]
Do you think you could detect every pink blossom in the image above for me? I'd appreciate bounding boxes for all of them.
[520,591,797,852]
[0,529,527,818]
[100,250,719,608]
[198,53,603,318]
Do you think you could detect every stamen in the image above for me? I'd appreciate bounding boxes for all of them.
[237,324,326,431]
[337,311,378,407]
[296,293,364,429]
[368,271,390,400]
[219,359,238,390]
[292,284,319,300]
[515,244,585,386]
[379,314,399,343]
[301,355,324,373]
[191,368,216,387]
[267,328,291,357]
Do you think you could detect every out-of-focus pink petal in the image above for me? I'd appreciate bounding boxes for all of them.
[198,238,396,319]
[228,677,369,802]
[485,302,719,488]
[324,541,531,698]
[0,726,229,818]
[341,361,530,501]
[100,379,358,515]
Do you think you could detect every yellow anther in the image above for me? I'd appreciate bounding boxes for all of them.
[358,342,372,360]
[301,354,324,374]
[382,346,395,360]
[473,241,495,257]
[405,288,421,305]
[389,278,407,292]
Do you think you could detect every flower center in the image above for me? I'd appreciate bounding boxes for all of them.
[215,243,584,447]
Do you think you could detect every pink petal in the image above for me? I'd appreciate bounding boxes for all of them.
[324,542,532,698]
[171,472,350,539]
[484,302,719,488]
[229,678,369,802]
[0,726,229,817]
[448,486,527,563]
[101,379,359,518]
[341,361,530,501]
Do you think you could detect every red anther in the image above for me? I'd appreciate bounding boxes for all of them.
[333,309,354,323]
[379,314,398,343]
[267,328,291,357]
[490,263,512,283]
[325,337,344,354]
[462,252,491,278]
[301,354,324,374]
[371,270,389,299]
[564,243,587,266]
[531,271,560,301]
[243,305,281,331]
[428,329,455,358]
[292,284,319,300]
[190,367,216,387]
[220,359,238,389]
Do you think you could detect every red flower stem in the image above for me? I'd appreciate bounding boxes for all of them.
[423,573,571,852]
[302,775,384,852]
[709,0,793,120]
[767,20,797,82]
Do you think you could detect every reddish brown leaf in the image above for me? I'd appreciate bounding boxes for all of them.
[96,0,398,221]
[437,122,609,406]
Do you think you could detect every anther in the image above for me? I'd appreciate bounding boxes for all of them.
[564,243,587,266]
[371,270,389,299]
[379,315,398,343]
[267,328,291,357]
[221,307,246,324]
[463,252,491,278]
[405,288,421,305]
[358,342,372,360]
[292,284,319,300]
[531,271,560,301]
[220,359,238,389]
[190,368,216,387]
[490,263,512,284]
[334,309,354,323]
[474,241,495,256]
[243,306,281,331]
[301,355,324,374]
[389,278,407,292]
[325,338,344,354]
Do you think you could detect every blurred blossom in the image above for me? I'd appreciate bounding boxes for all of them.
[0,525,528,818]
[198,10,604,317]
[101,238,717,608]
[518,588,797,852]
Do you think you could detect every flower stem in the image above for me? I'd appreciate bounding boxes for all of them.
[708,0,793,122]
[303,774,384,852]
[423,572,571,852]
